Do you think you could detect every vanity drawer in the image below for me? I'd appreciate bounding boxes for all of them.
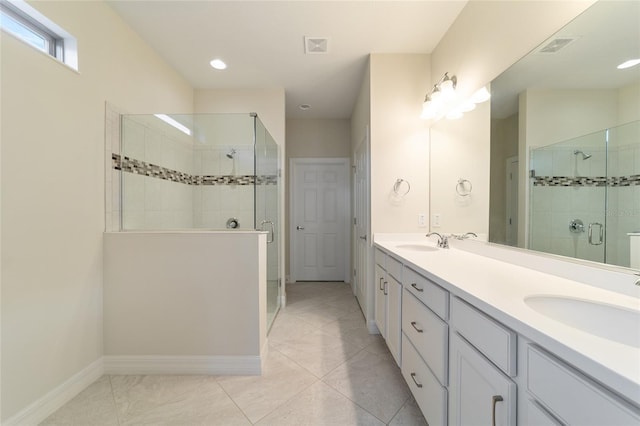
[374,248,386,269]
[527,345,640,425]
[386,255,402,281]
[403,266,448,320]
[525,399,561,426]
[450,297,516,376]
[402,334,447,426]
[402,289,448,385]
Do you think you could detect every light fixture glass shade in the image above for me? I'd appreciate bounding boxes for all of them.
[439,79,455,101]
[457,101,476,113]
[471,87,491,103]
[421,99,438,120]
[446,110,464,120]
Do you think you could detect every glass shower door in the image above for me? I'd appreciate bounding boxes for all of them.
[254,116,281,329]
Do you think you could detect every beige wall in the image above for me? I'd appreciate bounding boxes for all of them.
[285,119,351,278]
[1,1,194,421]
[370,54,431,234]
[194,89,285,148]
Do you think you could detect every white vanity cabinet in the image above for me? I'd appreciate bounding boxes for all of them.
[373,241,640,426]
[524,345,640,425]
[374,248,402,364]
[449,297,517,425]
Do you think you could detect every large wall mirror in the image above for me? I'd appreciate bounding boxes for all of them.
[488,0,639,270]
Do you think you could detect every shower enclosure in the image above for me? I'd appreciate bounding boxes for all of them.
[529,120,639,268]
[115,112,281,328]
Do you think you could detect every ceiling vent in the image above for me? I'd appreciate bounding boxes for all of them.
[304,37,329,54]
[537,36,579,54]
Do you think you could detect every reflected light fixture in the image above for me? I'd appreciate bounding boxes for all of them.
[470,86,491,103]
[617,58,640,69]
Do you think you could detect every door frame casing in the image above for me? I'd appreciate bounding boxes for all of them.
[289,157,351,283]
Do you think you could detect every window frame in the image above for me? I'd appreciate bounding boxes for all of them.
[0,0,77,71]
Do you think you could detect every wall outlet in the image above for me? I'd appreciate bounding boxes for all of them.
[418,213,426,227]
[432,213,441,228]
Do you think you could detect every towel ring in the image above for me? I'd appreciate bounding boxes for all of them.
[393,179,411,196]
[456,178,472,196]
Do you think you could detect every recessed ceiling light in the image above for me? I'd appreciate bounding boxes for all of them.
[210,59,227,70]
[298,104,312,111]
[617,58,640,69]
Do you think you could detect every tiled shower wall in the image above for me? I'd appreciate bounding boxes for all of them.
[529,124,640,267]
[105,104,256,231]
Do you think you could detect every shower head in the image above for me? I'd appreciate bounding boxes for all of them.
[226,149,236,159]
[574,150,592,160]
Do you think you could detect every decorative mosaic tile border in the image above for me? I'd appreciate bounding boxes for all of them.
[112,154,276,186]
[532,175,640,187]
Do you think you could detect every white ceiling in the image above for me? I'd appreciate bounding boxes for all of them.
[107,1,467,119]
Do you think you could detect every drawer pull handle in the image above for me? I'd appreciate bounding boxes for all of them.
[492,395,503,426]
[410,321,423,333]
[379,277,384,291]
[383,281,388,296]
[411,282,423,292]
[410,373,423,388]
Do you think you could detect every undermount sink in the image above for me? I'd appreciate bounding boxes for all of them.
[395,244,438,252]
[525,295,640,347]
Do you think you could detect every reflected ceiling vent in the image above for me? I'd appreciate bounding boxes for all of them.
[304,36,329,54]
[537,36,579,54]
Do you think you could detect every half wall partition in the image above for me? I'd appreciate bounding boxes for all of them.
[110,112,281,328]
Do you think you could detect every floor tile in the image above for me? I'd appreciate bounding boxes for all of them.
[322,350,411,423]
[110,375,249,425]
[216,349,317,423]
[267,311,318,343]
[40,376,119,426]
[388,395,429,426]
[255,381,384,426]
[271,329,365,378]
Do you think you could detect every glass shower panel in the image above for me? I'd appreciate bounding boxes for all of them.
[529,129,607,263]
[254,117,281,329]
[606,120,640,268]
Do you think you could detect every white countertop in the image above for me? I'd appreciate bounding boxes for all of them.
[374,234,640,401]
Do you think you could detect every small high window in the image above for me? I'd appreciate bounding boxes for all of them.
[0,0,78,70]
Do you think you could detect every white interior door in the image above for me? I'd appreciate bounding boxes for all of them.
[354,137,370,305]
[291,159,349,282]
[506,156,519,247]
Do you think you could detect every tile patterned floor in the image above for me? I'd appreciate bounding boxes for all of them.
[41,282,427,426]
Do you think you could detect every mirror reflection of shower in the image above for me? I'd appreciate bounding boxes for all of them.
[573,150,592,160]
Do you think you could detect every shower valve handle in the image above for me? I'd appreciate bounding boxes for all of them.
[296,225,305,230]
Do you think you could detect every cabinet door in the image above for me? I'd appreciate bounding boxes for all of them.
[386,275,402,365]
[374,264,387,338]
[449,332,516,426]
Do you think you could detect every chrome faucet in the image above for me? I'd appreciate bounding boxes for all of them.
[451,232,478,240]
[426,232,449,249]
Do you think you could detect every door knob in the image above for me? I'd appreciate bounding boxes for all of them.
[359,235,367,240]
[296,225,305,230]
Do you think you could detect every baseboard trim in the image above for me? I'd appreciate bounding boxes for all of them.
[4,357,104,426]
[103,355,263,376]
[367,319,380,335]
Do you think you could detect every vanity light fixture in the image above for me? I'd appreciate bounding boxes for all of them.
[421,72,457,120]
[209,58,227,70]
[470,86,491,103]
[617,58,640,69]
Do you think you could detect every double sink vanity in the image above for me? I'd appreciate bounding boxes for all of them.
[373,234,640,425]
